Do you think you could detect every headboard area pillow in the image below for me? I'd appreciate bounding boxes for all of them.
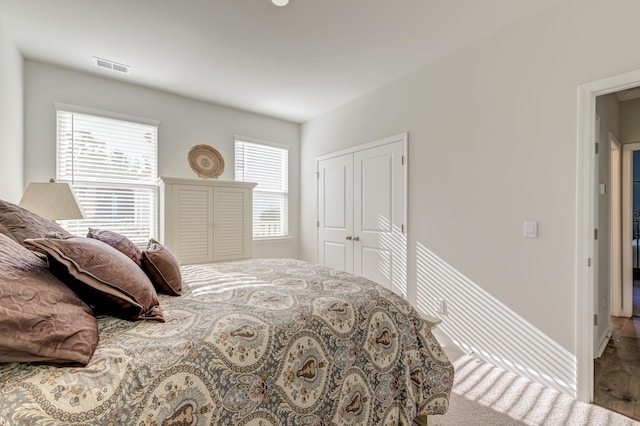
[141,239,182,296]
[86,228,142,266]
[0,233,99,365]
[0,198,72,246]
[25,236,164,322]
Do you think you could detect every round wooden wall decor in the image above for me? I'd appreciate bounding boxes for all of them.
[188,144,224,178]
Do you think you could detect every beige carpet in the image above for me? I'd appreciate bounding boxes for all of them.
[429,345,640,426]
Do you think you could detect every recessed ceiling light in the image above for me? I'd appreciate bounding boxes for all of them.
[93,57,130,74]
[270,0,289,6]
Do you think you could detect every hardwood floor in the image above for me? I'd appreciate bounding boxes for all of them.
[594,315,640,421]
[593,278,640,419]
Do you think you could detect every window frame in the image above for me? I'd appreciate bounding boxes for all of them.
[55,103,160,247]
[234,135,290,240]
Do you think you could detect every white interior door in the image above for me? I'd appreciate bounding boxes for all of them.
[353,141,405,292]
[318,154,353,273]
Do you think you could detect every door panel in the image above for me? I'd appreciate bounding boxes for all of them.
[360,154,392,232]
[324,166,348,229]
[323,241,348,272]
[173,185,213,264]
[318,154,353,273]
[213,187,251,261]
[354,141,404,291]
[360,246,392,288]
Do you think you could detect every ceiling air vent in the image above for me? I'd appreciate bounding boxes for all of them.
[93,57,130,74]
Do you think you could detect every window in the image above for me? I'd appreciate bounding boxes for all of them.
[56,105,158,247]
[235,138,289,239]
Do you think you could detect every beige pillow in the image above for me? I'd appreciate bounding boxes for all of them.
[25,237,164,322]
[0,233,98,365]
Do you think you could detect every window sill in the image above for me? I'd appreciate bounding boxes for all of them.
[253,236,295,245]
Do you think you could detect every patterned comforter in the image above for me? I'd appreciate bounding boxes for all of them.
[0,258,453,425]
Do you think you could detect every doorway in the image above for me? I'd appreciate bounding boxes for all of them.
[633,149,640,317]
[621,142,640,318]
[577,69,640,403]
[591,97,640,420]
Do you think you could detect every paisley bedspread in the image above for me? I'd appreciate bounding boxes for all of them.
[0,258,453,425]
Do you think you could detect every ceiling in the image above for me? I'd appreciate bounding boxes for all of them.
[0,0,565,123]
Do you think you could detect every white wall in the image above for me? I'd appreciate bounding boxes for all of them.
[300,0,640,397]
[0,22,23,202]
[24,60,300,258]
[621,98,640,143]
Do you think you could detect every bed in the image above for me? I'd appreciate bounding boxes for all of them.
[0,199,453,425]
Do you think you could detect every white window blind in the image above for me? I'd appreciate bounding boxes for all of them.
[56,108,158,247]
[235,138,289,239]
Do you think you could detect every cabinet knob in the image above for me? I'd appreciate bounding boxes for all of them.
[353,236,360,241]
[345,236,353,240]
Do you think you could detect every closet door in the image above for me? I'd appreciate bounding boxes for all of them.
[353,141,404,291]
[318,154,354,273]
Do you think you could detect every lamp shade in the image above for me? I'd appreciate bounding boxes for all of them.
[19,181,86,221]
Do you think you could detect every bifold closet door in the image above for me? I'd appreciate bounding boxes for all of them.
[318,154,354,273]
[353,142,404,290]
[317,139,405,292]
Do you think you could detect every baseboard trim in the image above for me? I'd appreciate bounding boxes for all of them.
[595,328,611,359]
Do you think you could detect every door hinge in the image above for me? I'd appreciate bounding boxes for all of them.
[594,314,598,326]
[594,228,598,240]
[315,172,320,179]
[595,142,599,155]
[401,155,405,165]
[317,221,320,227]
[588,257,592,267]
[401,224,404,233]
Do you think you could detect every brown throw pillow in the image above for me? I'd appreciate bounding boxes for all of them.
[0,233,98,365]
[0,198,72,246]
[141,239,182,296]
[86,228,142,266]
[25,237,164,322]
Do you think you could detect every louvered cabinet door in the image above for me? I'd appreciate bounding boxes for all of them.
[172,184,214,264]
[212,186,253,262]
[159,177,256,265]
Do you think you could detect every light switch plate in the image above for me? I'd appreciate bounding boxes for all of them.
[523,220,538,238]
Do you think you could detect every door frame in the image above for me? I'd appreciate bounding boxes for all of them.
[577,69,640,402]
[621,141,640,316]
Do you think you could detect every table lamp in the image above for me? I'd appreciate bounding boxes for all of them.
[19,178,86,221]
